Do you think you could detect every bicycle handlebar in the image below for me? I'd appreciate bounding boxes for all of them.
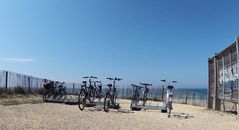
[172,81,177,83]
[106,77,122,81]
[106,78,114,80]
[140,83,152,86]
[161,80,166,82]
[91,81,101,83]
[131,84,143,88]
[95,81,101,83]
[83,76,98,79]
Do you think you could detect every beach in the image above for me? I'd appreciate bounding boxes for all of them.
[0,99,238,130]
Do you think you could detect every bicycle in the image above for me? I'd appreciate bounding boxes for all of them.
[103,77,122,112]
[78,76,97,111]
[43,81,66,102]
[92,81,104,101]
[161,80,177,118]
[140,83,152,106]
[130,84,143,110]
[165,85,174,118]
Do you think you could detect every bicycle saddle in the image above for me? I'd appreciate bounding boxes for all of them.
[140,83,152,86]
[107,78,114,80]
[131,84,141,88]
[82,81,87,84]
[167,85,174,89]
[107,84,113,87]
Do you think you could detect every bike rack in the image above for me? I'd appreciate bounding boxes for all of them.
[130,83,168,112]
[44,94,105,106]
[131,102,167,112]
[44,95,78,105]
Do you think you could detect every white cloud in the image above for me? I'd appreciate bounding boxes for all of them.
[2,58,35,62]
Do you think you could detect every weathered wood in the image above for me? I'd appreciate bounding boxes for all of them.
[28,76,31,93]
[161,86,164,101]
[185,91,188,104]
[222,55,225,111]
[213,57,219,110]
[5,71,8,91]
[208,59,211,109]
[236,36,239,116]
[72,83,75,94]
[229,51,233,101]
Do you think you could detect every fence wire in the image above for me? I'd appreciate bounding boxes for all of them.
[0,70,207,107]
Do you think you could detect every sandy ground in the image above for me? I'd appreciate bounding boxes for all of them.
[0,99,239,130]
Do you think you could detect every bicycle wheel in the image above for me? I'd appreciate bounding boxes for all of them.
[42,90,48,102]
[142,93,147,106]
[59,90,66,99]
[78,89,86,111]
[89,89,95,103]
[130,95,135,110]
[167,101,172,118]
[114,91,117,103]
[97,91,103,102]
[136,94,140,106]
[104,93,110,112]
[43,90,52,102]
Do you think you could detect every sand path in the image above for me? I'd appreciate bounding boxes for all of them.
[0,100,238,130]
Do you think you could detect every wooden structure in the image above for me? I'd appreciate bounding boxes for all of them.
[208,37,239,116]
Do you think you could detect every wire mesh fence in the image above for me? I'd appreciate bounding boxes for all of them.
[0,70,208,107]
[0,70,81,95]
[116,87,207,107]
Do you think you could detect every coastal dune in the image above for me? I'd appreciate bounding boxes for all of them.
[0,99,238,130]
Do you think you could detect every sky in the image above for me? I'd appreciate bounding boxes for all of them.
[0,0,239,88]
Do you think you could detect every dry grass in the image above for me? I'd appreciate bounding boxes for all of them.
[0,94,43,106]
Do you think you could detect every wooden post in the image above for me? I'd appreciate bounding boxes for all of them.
[213,56,219,110]
[72,83,75,94]
[229,51,233,102]
[208,58,212,109]
[185,91,188,104]
[236,36,239,116]
[5,71,8,91]
[126,87,129,99]
[193,93,195,106]
[28,76,31,93]
[161,86,164,101]
[122,87,125,99]
[222,55,226,111]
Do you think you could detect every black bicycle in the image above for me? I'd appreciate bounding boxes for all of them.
[103,77,122,112]
[43,81,66,102]
[78,76,97,111]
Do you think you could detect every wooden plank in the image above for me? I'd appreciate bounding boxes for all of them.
[236,36,239,116]
[5,71,8,91]
[207,59,210,109]
[213,57,219,110]
[222,55,226,111]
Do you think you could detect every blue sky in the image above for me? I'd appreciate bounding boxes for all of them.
[0,0,239,88]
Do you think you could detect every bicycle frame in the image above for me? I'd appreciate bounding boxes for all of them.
[140,83,152,106]
[103,77,122,112]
